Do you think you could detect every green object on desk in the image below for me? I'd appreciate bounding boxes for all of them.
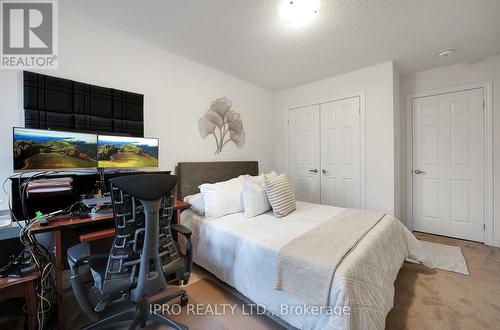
[35,211,44,220]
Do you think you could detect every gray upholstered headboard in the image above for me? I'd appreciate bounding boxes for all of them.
[176,161,259,199]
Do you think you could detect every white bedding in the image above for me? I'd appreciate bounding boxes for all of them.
[181,201,427,330]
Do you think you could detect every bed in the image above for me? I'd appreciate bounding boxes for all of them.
[176,161,427,330]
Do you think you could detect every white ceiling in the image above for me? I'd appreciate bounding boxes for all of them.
[64,0,500,91]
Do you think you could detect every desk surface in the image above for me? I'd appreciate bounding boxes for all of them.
[29,200,190,234]
[0,271,40,290]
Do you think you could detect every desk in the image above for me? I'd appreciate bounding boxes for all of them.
[0,272,40,330]
[28,200,189,330]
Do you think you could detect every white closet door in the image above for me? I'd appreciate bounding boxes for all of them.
[320,97,360,208]
[412,88,484,242]
[288,105,321,203]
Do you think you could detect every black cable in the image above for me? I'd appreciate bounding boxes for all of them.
[2,174,23,228]
[10,170,68,328]
[5,168,101,328]
[21,220,57,328]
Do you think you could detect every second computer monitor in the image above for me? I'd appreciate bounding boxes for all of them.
[97,135,159,169]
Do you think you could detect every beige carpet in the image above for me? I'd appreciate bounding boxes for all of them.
[386,232,500,329]
[65,267,285,330]
[153,278,284,330]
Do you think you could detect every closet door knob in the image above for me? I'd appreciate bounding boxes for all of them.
[322,169,329,174]
[414,169,427,175]
[309,169,318,174]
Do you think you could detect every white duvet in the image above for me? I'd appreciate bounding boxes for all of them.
[181,201,429,330]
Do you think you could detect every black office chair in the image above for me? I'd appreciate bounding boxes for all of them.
[67,174,193,330]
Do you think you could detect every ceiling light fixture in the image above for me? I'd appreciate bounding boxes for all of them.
[280,0,320,27]
[437,48,455,58]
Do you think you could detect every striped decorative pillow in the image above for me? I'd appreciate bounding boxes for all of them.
[264,173,296,218]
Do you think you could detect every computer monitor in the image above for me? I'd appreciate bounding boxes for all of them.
[13,128,98,172]
[97,135,159,168]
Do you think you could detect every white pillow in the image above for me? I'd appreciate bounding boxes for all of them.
[242,174,271,218]
[264,173,296,218]
[251,173,266,186]
[264,171,278,180]
[199,176,245,219]
[183,193,205,216]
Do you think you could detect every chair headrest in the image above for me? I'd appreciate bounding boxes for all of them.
[110,174,177,201]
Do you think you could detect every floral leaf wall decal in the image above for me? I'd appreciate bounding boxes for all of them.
[199,97,246,154]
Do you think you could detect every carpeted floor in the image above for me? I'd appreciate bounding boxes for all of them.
[66,273,285,330]
[386,232,500,329]
[151,278,284,330]
[64,233,500,329]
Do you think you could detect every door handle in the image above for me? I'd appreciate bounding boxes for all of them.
[322,169,329,175]
[309,169,318,174]
[414,170,427,175]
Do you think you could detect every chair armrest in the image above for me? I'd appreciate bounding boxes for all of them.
[171,224,192,238]
[67,242,90,268]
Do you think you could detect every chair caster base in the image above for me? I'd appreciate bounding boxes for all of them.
[180,295,188,307]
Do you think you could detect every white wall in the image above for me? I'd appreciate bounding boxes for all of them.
[274,62,398,214]
[393,64,402,219]
[400,54,500,246]
[0,7,275,211]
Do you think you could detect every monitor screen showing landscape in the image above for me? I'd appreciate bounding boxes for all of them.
[97,135,159,168]
[13,128,98,171]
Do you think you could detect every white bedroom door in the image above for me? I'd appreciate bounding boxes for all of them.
[412,88,485,242]
[320,97,361,208]
[288,105,321,203]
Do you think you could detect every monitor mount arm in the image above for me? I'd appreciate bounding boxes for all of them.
[95,168,107,196]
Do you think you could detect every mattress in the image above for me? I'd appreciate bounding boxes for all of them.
[181,201,416,329]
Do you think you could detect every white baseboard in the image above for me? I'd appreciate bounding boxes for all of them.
[493,240,500,248]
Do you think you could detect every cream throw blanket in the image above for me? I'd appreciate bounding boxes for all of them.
[275,208,386,306]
